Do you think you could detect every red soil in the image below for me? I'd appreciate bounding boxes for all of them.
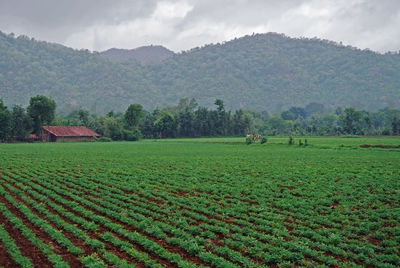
[35,179,208,267]
[0,197,53,267]
[0,186,83,267]
[1,179,97,256]
[0,241,17,267]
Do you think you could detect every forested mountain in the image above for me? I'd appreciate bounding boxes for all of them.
[0,32,160,114]
[100,45,175,64]
[1,31,399,114]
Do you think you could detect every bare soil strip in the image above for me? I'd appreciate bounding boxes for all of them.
[0,239,17,267]
[0,197,53,267]
[0,177,145,267]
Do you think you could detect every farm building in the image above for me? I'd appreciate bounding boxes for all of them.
[41,126,100,142]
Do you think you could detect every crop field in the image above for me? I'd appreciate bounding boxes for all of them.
[0,137,399,268]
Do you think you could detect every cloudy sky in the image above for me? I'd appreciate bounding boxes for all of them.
[0,0,399,53]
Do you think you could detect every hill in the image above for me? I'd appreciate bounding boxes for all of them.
[148,33,400,111]
[0,31,399,114]
[0,32,161,114]
[100,45,175,64]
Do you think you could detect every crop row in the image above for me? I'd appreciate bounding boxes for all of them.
[5,167,399,267]
[40,167,400,266]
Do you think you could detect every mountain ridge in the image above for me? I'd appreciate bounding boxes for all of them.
[0,30,399,114]
[100,45,175,64]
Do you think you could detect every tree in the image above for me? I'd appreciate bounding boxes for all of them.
[339,107,370,135]
[178,110,194,137]
[12,105,31,141]
[392,116,400,135]
[78,109,89,126]
[280,107,306,121]
[305,103,325,117]
[177,98,197,137]
[140,110,159,138]
[124,104,143,130]
[281,110,296,121]
[0,99,13,142]
[214,99,225,113]
[177,98,198,113]
[154,111,176,138]
[267,115,292,135]
[27,95,56,135]
[193,107,210,136]
[214,99,228,135]
[102,116,123,140]
[233,109,253,135]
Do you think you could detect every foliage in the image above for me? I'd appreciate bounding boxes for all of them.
[2,95,400,143]
[245,136,253,145]
[96,137,112,142]
[122,128,141,141]
[260,136,267,144]
[27,95,56,135]
[0,99,13,141]
[124,104,143,130]
[154,111,177,138]
[339,107,370,135]
[1,31,400,114]
[12,105,31,141]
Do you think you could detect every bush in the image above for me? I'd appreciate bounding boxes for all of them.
[288,135,294,145]
[122,128,141,141]
[260,137,267,144]
[96,137,112,142]
[382,128,391,136]
[246,137,253,145]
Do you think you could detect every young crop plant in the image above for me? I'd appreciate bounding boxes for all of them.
[0,137,400,267]
[102,252,135,268]
[80,253,106,268]
[0,224,33,268]
[0,202,69,268]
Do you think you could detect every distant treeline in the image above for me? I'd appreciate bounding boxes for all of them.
[1,95,400,142]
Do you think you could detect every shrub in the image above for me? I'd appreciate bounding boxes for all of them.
[246,137,253,145]
[381,128,391,136]
[260,137,267,144]
[96,137,112,142]
[288,135,294,145]
[122,129,141,141]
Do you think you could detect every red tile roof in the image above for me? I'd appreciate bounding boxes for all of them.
[42,126,100,137]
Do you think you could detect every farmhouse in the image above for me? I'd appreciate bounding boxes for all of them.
[41,126,100,142]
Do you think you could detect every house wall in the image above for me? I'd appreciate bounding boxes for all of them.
[41,132,52,142]
[55,136,97,142]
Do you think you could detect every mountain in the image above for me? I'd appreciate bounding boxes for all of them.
[100,45,175,65]
[0,31,399,114]
[0,32,159,114]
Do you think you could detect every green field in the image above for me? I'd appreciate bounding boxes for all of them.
[0,137,399,267]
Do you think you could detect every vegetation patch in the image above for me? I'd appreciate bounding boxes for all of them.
[360,144,400,149]
[0,137,399,267]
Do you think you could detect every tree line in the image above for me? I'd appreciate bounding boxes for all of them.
[1,95,400,142]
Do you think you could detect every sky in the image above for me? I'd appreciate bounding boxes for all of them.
[0,0,399,53]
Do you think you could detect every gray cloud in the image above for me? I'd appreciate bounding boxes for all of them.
[0,0,399,52]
